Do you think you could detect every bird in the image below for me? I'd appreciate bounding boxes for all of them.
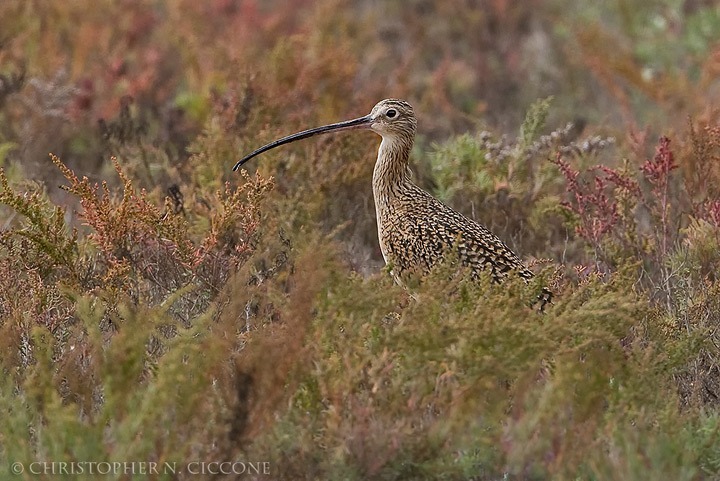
[233,99,551,307]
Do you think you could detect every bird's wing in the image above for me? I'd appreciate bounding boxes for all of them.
[390,190,533,282]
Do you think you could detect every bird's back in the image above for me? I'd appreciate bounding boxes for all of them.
[378,184,535,283]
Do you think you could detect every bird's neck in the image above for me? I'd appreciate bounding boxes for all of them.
[372,137,414,207]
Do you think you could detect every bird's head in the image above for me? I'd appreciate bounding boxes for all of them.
[368,99,417,142]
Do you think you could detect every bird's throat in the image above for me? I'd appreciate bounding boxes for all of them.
[372,137,413,208]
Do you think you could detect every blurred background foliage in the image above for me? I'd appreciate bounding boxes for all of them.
[2,0,720,479]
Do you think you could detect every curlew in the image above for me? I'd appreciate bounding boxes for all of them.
[233,99,551,306]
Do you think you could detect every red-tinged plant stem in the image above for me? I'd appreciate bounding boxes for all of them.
[641,136,678,310]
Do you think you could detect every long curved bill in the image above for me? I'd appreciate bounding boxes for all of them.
[232,114,373,171]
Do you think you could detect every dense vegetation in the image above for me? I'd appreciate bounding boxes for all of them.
[2,1,720,479]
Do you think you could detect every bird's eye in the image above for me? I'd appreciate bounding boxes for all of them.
[386,109,397,118]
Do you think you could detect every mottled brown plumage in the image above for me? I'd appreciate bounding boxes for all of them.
[234,99,549,304]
